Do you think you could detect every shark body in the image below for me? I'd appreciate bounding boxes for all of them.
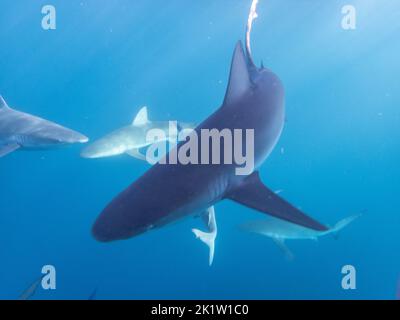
[92,37,327,243]
[81,106,194,160]
[242,215,360,259]
[0,96,88,157]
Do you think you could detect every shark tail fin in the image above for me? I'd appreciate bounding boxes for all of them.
[331,214,361,234]
[0,96,9,109]
[192,228,216,266]
[132,106,149,126]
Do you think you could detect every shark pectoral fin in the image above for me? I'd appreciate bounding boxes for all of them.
[226,172,328,232]
[0,143,20,158]
[272,238,294,261]
[126,148,147,161]
[192,207,217,266]
[132,106,149,126]
[0,96,10,109]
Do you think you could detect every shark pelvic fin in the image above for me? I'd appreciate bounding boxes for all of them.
[0,96,10,109]
[223,41,252,106]
[272,238,294,261]
[0,143,20,157]
[226,172,328,231]
[192,206,217,266]
[126,148,147,161]
[132,106,149,126]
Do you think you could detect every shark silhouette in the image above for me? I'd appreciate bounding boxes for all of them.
[81,106,194,160]
[0,96,88,157]
[92,17,328,242]
[241,215,360,260]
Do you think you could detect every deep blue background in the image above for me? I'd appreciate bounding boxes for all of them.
[0,0,399,299]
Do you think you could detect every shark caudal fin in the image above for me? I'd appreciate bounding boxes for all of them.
[132,106,149,126]
[223,42,252,106]
[331,214,361,234]
[192,207,217,266]
[226,172,328,231]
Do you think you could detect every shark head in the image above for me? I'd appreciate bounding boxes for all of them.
[80,107,150,159]
[80,135,128,159]
[32,122,89,147]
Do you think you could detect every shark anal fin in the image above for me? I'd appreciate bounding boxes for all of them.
[226,172,328,231]
[192,206,217,266]
[0,143,20,158]
[126,148,146,161]
[272,238,294,261]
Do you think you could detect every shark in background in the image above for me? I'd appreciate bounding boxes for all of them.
[241,215,361,260]
[18,275,45,300]
[0,96,88,158]
[92,0,328,260]
[81,106,195,160]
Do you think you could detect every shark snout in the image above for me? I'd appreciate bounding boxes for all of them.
[36,125,89,145]
[63,131,89,144]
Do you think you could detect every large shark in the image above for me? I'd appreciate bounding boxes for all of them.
[0,96,88,157]
[81,106,194,160]
[241,215,360,260]
[92,3,328,246]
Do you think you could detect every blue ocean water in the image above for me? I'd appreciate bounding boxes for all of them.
[0,0,399,300]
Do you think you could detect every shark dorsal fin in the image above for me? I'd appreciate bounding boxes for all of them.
[132,106,149,126]
[223,41,252,106]
[0,96,10,109]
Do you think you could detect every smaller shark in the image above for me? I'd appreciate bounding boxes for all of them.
[0,96,88,157]
[81,106,194,160]
[241,214,361,260]
[18,275,45,300]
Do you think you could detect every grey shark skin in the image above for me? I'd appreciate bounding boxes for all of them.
[0,96,88,157]
[241,215,360,240]
[92,41,328,242]
[81,106,194,160]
